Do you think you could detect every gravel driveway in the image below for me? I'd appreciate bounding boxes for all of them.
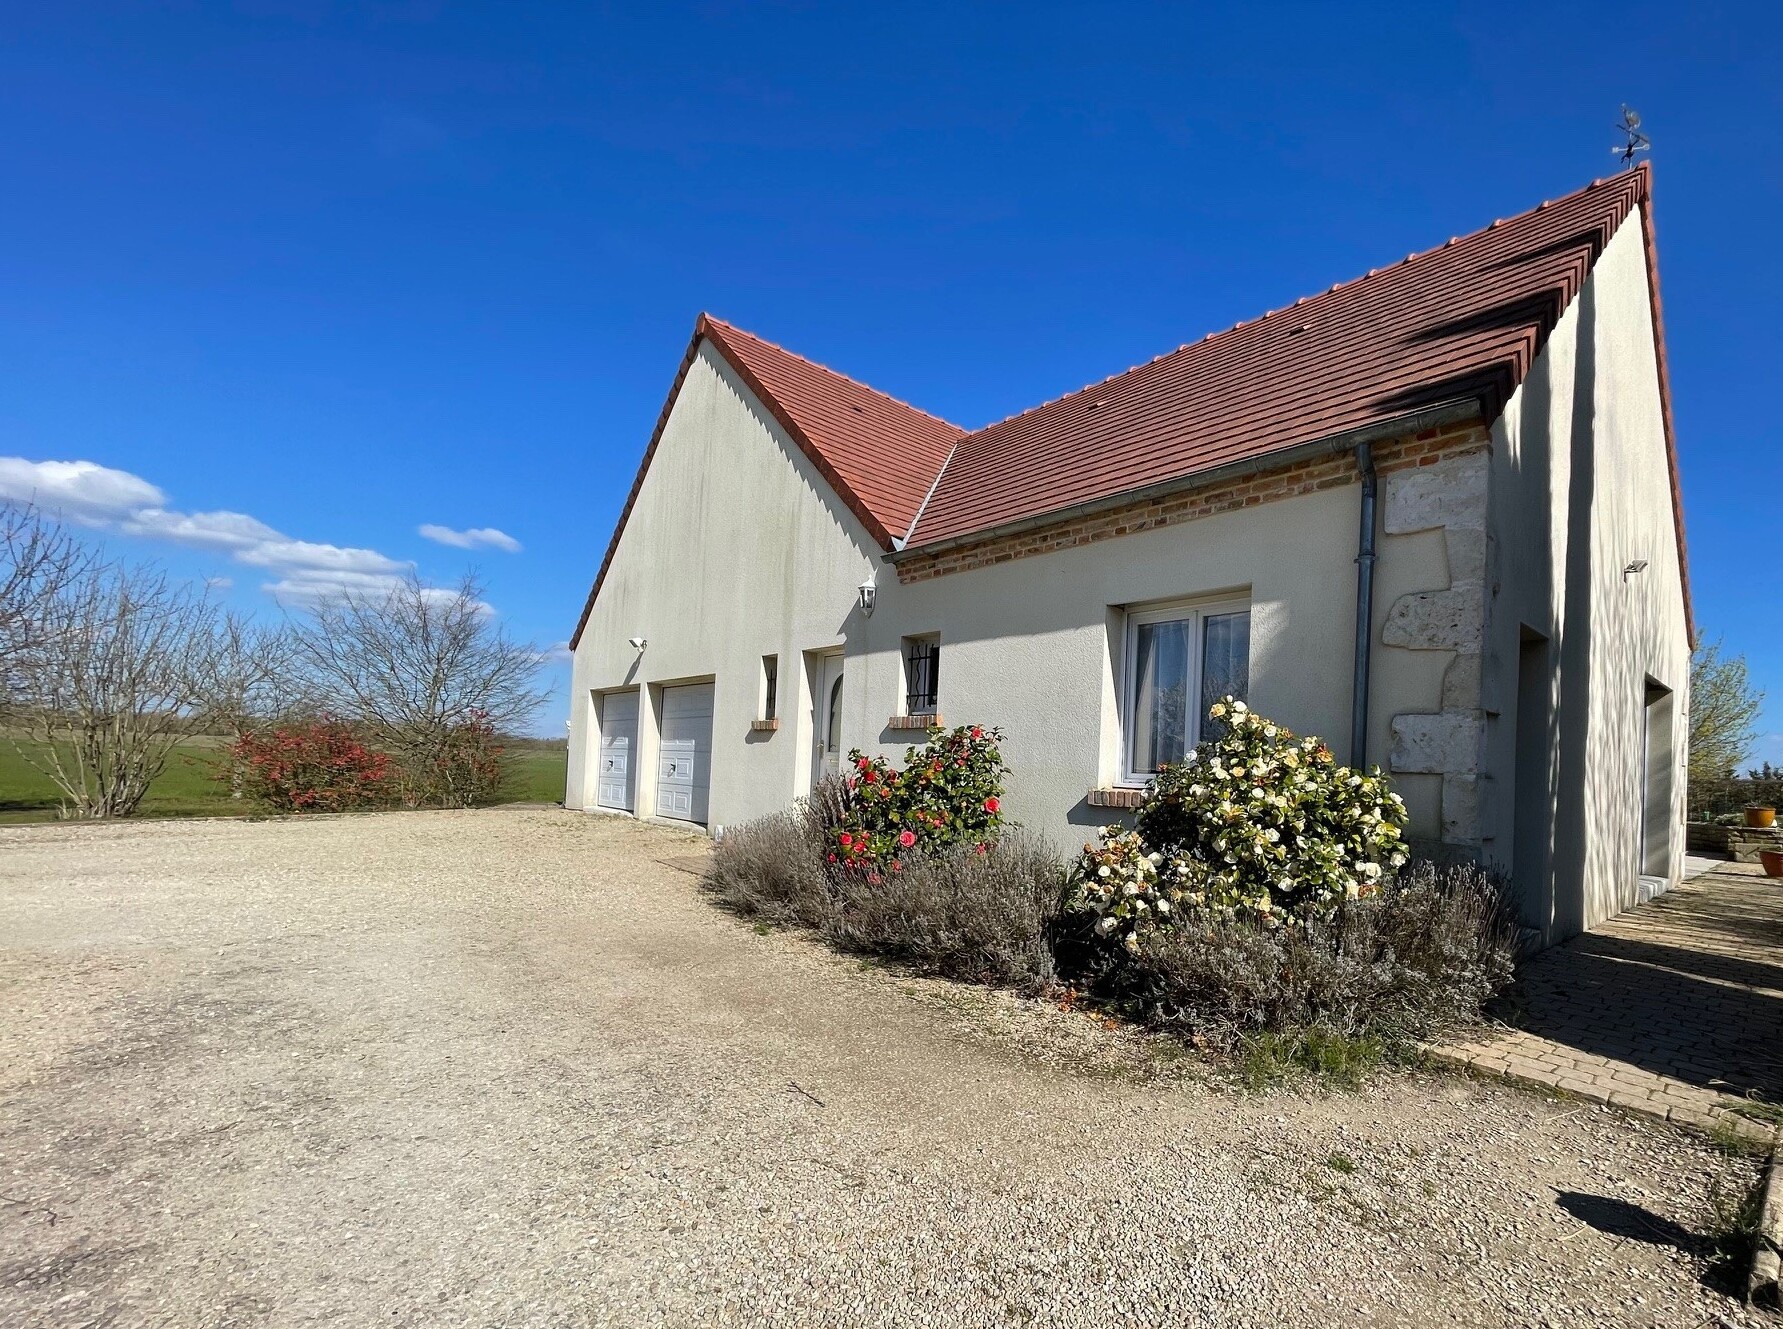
[0,809,1764,1328]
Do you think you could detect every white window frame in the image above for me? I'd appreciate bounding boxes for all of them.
[1119,595,1251,786]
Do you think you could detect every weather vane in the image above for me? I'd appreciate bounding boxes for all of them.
[1613,106,1650,169]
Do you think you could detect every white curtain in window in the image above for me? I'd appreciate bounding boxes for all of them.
[1130,606,1252,775]
[1200,609,1251,727]
[1132,617,1194,773]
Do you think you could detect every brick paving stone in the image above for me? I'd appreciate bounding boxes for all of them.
[1432,863,1783,1135]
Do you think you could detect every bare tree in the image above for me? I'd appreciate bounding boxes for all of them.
[287,573,547,806]
[1689,639,1765,782]
[200,614,302,799]
[9,560,226,818]
[1,503,97,715]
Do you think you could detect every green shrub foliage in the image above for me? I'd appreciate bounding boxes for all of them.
[831,725,1009,873]
[703,769,1063,991]
[1072,698,1409,950]
[705,702,1513,1061]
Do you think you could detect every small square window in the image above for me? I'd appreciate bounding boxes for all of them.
[1122,600,1250,783]
[903,635,940,714]
[760,655,779,722]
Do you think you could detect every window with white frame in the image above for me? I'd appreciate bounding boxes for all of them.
[1121,599,1251,782]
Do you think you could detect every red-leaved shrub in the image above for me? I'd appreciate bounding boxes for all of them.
[232,721,392,813]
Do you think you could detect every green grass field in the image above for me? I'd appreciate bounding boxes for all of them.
[0,737,567,825]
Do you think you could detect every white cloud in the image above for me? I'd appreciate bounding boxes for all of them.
[263,570,492,615]
[418,523,522,553]
[120,507,281,551]
[1,455,425,606]
[236,539,408,575]
[0,458,165,522]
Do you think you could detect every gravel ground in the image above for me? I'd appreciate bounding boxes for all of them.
[0,808,1767,1328]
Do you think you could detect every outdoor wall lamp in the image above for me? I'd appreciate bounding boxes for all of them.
[627,636,647,650]
[1622,560,1648,582]
[856,578,877,617]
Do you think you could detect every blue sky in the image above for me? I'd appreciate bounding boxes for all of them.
[1,2,1776,753]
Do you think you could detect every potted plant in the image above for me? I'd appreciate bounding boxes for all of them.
[1747,805,1777,829]
[1762,849,1783,879]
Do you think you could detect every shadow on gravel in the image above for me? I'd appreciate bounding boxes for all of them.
[1554,1190,1701,1254]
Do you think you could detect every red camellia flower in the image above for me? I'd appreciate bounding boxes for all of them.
[970,726,983,739]
[862,768,876,784]
[898,829,916,847]
[983,797,1000,813]
[855,755,871,771]
[839,832,854,847]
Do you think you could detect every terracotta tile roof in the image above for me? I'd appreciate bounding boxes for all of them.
[909,169,1655,547]
[700,317,963,545]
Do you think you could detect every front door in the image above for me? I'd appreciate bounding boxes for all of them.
[814,653,844,788]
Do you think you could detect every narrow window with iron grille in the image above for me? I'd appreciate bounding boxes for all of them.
[903,636,940,714]
[760,655,778,722]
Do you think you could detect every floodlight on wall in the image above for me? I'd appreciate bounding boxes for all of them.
[856,578,877,617]
[1621,560,1649,582]
[628,636,647,650]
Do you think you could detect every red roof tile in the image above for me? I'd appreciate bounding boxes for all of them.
[700,317,963,544]
[909,169,1653,547]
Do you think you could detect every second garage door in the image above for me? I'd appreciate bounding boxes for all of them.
[657,683,714,825]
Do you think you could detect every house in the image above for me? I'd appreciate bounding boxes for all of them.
[566,165,1691,945]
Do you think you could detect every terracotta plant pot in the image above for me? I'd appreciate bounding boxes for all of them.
[1763,850,1783,879]
[1748,806,1778,829]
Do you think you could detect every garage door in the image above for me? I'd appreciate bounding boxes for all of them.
[657,683,714,824]
[597,691,639,812]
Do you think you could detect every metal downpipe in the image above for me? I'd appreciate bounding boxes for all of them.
[1351,442,1378,769]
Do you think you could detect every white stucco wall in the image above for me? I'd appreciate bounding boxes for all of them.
[567,341,880,828]
[1479,211,1690,942]
[856,475,1457,852]
[571,344,1476,851]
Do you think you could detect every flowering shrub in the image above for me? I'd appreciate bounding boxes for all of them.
[1069,699,1408,950]
[232,720,391,813]
[831,724,1008,873]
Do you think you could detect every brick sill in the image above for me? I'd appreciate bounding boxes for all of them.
[1087,787,1146,809]
[749,718,780,732]
[887,713,942,731]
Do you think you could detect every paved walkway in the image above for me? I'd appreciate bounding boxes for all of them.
[1439,861,1783,1140]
